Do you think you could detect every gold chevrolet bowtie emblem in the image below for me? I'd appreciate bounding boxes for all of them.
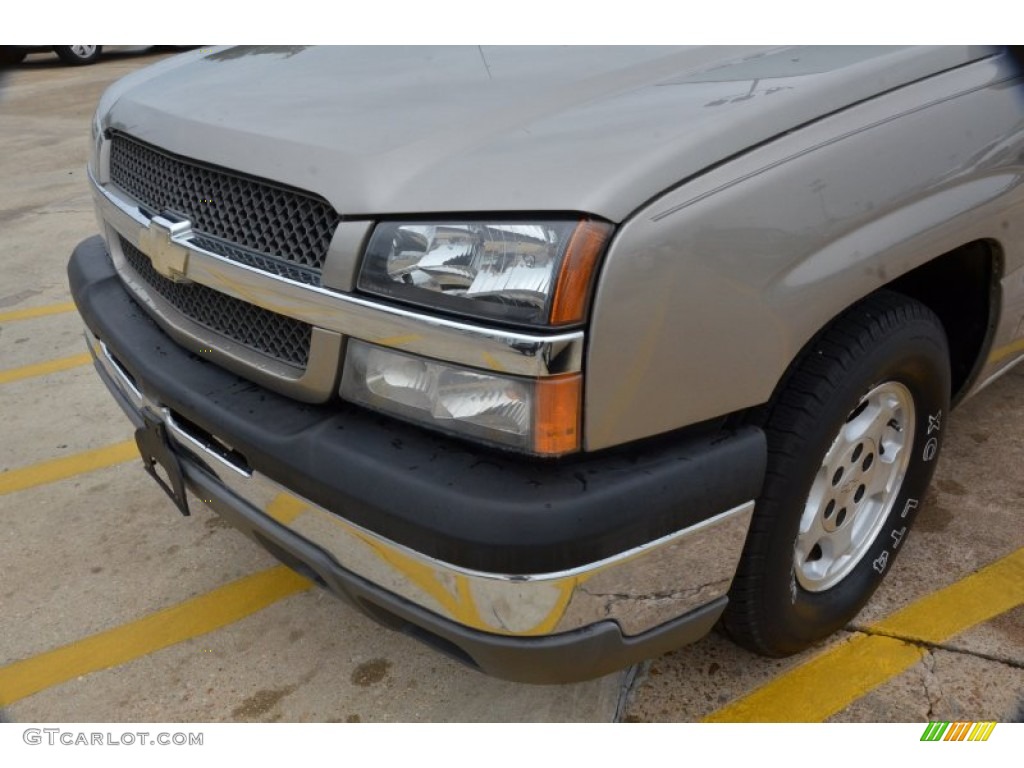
[139,214,193,282]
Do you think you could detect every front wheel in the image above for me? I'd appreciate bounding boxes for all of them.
[722,291,950,656]
[53,46,103,65]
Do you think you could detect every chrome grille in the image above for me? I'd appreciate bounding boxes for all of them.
[119,237,312,368]
[109,132,340,272]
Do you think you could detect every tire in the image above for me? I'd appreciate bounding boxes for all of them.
[722,290,950,656]
[53,46,103,66]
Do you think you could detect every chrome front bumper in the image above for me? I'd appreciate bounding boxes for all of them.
[88,327,753,640]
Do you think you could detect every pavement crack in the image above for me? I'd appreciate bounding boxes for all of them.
[922,643,1024,671]
[849,623,1024,671]
[921,648,942,719]
[613,661,646,723]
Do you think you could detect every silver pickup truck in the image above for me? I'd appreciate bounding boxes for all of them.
[69,46,1024,683]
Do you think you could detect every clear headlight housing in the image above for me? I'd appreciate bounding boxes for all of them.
[357,218,613,327]
[348,217,610,454]
[341,341,582,456]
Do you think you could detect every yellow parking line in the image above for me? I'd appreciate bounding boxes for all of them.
[0,353,92,385]
[988,337,1024,364]
[0,441,138,496]
[0,566,312,707]
[705,547,1024,722]
[0,301,77,323]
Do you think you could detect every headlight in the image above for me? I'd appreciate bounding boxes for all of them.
[357,218,613,327]
[341,340,581,456]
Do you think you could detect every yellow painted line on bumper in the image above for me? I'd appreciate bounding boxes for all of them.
[0,352,92,385]
[0,440,138,496]
[705,547,1024,722]
[0,301,77,323]
[0,566,312,707]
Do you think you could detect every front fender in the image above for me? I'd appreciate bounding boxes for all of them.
[585,53,1024,450]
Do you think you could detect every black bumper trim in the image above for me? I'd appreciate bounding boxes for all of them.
[70,235,767,574]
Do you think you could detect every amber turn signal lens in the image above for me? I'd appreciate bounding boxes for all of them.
[533,374,582,456]
[549,220,614,326]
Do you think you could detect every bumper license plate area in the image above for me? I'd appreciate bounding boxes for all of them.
[134,408,191,516]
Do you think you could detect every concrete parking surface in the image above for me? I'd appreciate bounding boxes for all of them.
[1,49,1022,723]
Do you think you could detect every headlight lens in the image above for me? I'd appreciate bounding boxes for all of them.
[357,218,612,327]
[341,340,581,455]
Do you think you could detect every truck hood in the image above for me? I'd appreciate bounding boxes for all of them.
[103,45,993,222]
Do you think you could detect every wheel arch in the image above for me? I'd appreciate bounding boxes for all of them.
[739,237,1003,435]
[885,238,1003,405]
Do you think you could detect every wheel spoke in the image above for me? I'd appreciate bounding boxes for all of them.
[794,529,822,563]
[879,421,908,464]
[817,436,846,482]
[800,469,830,536]
[847,499,879,549]
[827,514,855,558]
[864,467,891,500]
[796,498,828,552]
[845,397,891,445]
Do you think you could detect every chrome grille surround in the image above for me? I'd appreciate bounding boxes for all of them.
[109,132,340,272]
[90,166,584,406]
[119,236,312,369]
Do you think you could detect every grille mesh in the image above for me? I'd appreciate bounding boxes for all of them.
[190,234,321,286]
[119,237,311,368]
[109,132,340,272]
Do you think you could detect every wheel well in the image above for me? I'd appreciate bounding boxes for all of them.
[886,239,1001,403]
